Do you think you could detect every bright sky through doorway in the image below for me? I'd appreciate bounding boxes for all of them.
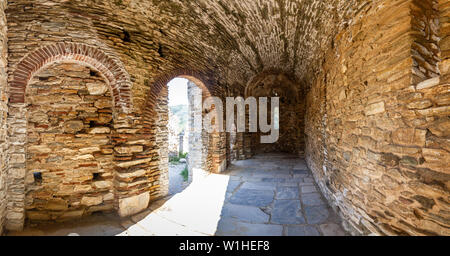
[168,78,188,106]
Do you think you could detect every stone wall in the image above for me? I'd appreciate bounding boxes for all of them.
[4,1,138,228]
[246,72,305,155]
[23,62,114,223]
[0,0,6,235]
[154,86,169,199]
[187,80,203,181]
[305,0,450,235]
[0,0,447,235]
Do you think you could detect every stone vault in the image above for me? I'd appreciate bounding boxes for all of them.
[0,0,448,235]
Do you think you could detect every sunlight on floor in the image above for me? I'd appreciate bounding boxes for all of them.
[7,154,346,236]
[119,173,230,236]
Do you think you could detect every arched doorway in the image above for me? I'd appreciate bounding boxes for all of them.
[151,74,226,200]
[5,42,132,230]
[244,72,304,156]
[166,77,201,195]
[24,62,115,223]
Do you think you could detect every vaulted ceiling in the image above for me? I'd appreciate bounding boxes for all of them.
[6,0,374,99]
[59,0,371,86]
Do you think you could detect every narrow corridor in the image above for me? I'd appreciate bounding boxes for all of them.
[8,154,346,236]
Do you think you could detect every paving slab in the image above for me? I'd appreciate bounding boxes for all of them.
[276,186,300,199]
[270,200,306,224]
[229,188,275,207]
[304,205,330,224]
[226,180,242,192]
[240,181,277,191]
[300,185,317,193]
[320,223,346,236]
[301,192,326,206]
[221,203,270,223]
[286,225,321,236]
[216,219,283,236]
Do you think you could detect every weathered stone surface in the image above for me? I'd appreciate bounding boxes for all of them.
[229,188,274,207]
[220,203,269,223]
[116,158,153,168]
[94,98,113,109]
[0,0,448,236]
[216,218,283,236]
[27,145,51,154]
[301,193,326,206]
[114,146,143,154]
[29,112,48,123]
[406,100,433,109]
[286,225,320,236]
[276,187,300,199]
[64,120,84,134]
[93,181,112,190]
[365,102,385,116]
[304,205,329,225]
[89,127,111,134]
[15,63,115,226]
[319,223,346,236]
[118,192,150,217]
[81,196,103,207]
[428,118,450,137]
[271,200,306,224]
[305,0,450,236]
[392,128,426,147]
[416,77,440,89]
[86,83,108,95]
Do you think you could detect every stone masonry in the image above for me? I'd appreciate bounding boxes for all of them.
[0,0,6,235]
[0,0,448,235]
[24,62,114,223]
[306,0,450,235]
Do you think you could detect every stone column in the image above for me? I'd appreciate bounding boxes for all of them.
[113,113,150,217]
[178,131,184,155]
[5,103,27,231]
[0,0,7,234]
[187,81,204,182]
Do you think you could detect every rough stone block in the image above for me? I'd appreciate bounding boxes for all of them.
[416,77,440,90]
[64,120,84,133]
[392,128,426,147]
[81,196,103,207]
[118,192,150,217]
[365,102,385,115]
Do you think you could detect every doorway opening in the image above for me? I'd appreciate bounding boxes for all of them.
[167,77,203,195]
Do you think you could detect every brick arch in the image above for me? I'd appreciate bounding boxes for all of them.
[141,68,216,126]
[9,42,132,112]
[134,68,227,202]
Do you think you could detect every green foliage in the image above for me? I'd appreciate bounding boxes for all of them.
[169,155,180,163]
[180,165,188,182]
[169,152,188,163]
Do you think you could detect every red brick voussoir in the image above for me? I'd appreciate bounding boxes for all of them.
[9,42,132,112]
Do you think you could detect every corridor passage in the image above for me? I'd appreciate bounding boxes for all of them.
[8,154,346,236]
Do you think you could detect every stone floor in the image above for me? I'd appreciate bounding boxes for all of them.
[7,153,347,236]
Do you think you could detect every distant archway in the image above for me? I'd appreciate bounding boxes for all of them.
[245,72,303,155]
